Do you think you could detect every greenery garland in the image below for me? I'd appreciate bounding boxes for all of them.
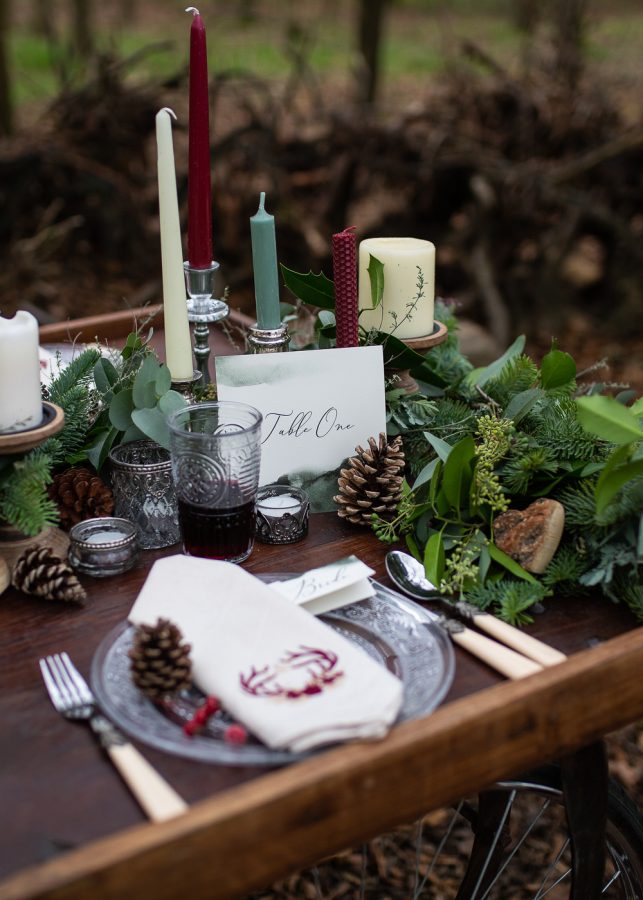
[282,267,643,624]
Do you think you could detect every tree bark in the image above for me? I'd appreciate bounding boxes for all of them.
[356,0,388,106]
[0,0,12,136]
[552,0,589,91]
[70,0,93,61]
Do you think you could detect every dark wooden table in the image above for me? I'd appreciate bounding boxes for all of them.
[1,311,642,899]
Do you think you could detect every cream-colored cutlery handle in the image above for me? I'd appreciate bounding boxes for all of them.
[474,613,567,667]
[451,627,543,680]
[107,743,188,822]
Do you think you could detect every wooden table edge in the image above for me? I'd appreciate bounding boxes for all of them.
[38,306,255,344]
[3,627,643,900]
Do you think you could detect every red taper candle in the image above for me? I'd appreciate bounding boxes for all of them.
[332,226,359,348]
[187,7,213,269]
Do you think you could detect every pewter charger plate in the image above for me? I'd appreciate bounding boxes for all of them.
[90,578,455,766]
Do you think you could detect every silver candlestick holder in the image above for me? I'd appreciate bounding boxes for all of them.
[184,261,229,385]
[171,370,203,403]
[247,323,290,354]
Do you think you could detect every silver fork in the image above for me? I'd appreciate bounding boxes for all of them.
[40,652,187,822]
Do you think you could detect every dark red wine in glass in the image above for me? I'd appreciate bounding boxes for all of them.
[178,491,256,562]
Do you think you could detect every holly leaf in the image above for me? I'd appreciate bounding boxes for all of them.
[280,266,335,310]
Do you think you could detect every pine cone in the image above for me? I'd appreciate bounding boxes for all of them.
[12,546,86,603]
[129,618,192,700]
[49,467,114,530]
[334,433,405,526]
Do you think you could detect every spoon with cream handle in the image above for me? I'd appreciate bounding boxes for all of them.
[385,550,567,668]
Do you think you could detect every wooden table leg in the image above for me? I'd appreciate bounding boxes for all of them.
[560,740,608,900]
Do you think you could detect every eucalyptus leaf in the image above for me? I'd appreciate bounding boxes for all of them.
[121,423,146,443]
[366,254,384,309]
[540,348,576,390]
[280,265,335,310]
[631,397,643,417]
[158,390,187,417]
[133,378,157,409]
[318,310,336,327]
[155,364,172,398]
[577,395,643,445]
[108,389,135,432]
[131,407,171,449]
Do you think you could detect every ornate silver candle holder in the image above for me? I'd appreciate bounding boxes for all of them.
[247,323,290,354]
[255,484,309,544]
[184,260,229,385]
[170,370,202,403]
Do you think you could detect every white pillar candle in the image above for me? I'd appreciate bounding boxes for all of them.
[0,310,42,433]
[156,108,194,381]
[358,237,436,340]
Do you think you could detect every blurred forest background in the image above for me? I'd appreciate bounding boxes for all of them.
[0,0,641,386]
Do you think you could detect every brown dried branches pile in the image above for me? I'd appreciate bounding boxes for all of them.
[0,48,641,344]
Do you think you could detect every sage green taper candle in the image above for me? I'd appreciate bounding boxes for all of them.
[250,192,282,330]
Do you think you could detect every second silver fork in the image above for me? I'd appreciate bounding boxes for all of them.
[40,652,187,822]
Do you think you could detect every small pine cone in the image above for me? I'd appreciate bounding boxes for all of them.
[49,466,114,530]
[129,618,192,700]
[334,433,405,526]
[12,546,86,603]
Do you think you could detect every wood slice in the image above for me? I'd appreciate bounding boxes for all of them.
[0,403,64,455]
[0,525,70,574]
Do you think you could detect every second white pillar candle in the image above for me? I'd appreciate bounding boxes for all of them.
[0,310,42,433]
[357,237,436,340]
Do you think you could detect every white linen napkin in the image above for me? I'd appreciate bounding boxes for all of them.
[129,555,403,752]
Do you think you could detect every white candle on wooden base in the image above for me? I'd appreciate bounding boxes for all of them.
[156,108,194,381]
[358,237,436,340]
[0,311,42,433]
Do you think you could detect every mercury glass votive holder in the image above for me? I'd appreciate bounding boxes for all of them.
[108,440,181,550]
[68,517,139,577]
[255,484,310,544]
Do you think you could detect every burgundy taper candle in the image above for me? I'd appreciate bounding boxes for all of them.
[332,226,359,348]
[187,7,213,269]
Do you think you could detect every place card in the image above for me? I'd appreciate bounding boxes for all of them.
[269,556,375,616]
[215,346,386,512]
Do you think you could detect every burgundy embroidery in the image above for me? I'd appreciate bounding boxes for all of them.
[240,645,344,700]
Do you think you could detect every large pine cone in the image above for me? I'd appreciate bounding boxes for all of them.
[129,618,192,700]
[334,433,405,526]
[12,546,86,603]
[49,467,114,530]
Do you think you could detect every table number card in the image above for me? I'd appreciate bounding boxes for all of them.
[215,346,386,512]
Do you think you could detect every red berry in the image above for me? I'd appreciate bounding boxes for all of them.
[183,720,198,737]
[194,706,209,725]
[205,696,220,714]
[224,723,247,745]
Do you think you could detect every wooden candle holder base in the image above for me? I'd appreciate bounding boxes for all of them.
[0,403,64,455]
[386,320,448,393]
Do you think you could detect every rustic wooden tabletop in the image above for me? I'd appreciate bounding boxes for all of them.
[1,312,642,900]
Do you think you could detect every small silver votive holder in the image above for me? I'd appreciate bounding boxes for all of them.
[68,517,139,577]
[255,484,310,544]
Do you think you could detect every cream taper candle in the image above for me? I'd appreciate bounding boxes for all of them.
[0,310,42,433]
[156,108,194,381]
[358,237,435,340]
